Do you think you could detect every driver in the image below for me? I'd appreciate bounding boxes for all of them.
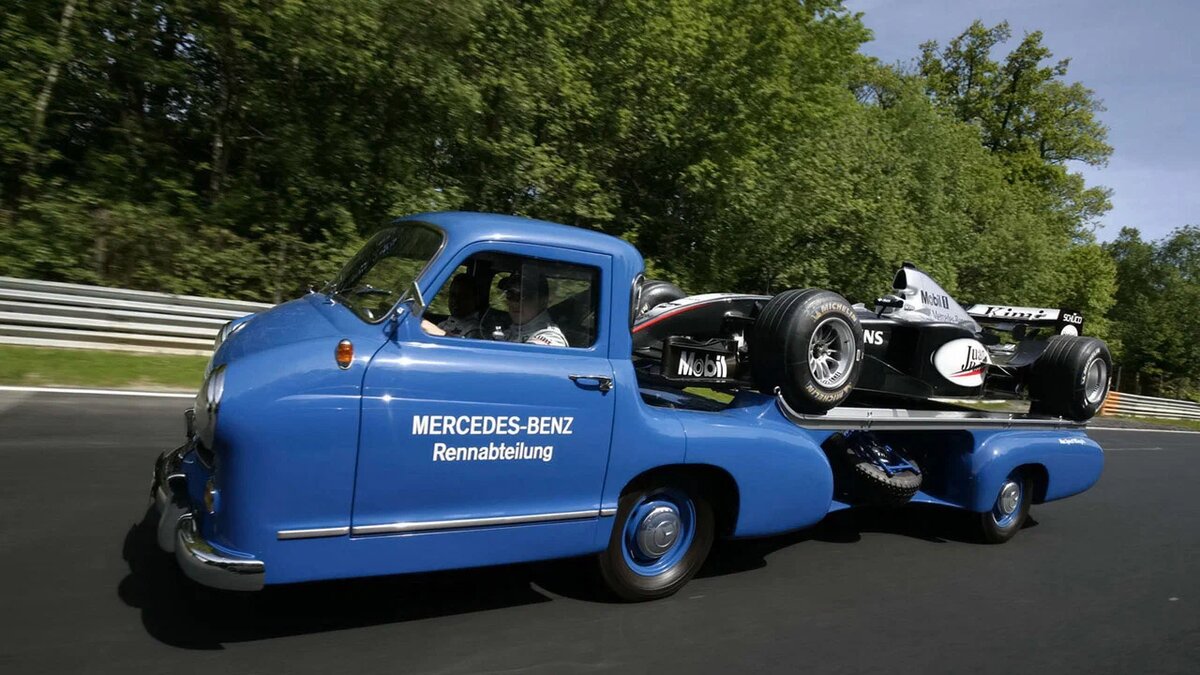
[436,273,482,338]
[499,271,568,347]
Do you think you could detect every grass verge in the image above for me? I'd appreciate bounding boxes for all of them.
[0,345,207,391]
[1095,414,1200,432]
[683,387,734,404]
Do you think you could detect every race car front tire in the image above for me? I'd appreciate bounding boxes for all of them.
[751,289,864,414]
[1028,335,1112,421]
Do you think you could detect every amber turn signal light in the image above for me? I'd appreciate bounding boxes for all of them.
[336,339,353,369]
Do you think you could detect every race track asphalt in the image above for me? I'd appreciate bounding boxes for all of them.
[0,390,1197,675]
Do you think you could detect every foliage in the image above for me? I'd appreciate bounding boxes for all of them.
[0,2,1180,384]
[1105,227,1200,399]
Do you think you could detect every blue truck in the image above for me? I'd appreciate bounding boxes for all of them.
[149,211,1104,600]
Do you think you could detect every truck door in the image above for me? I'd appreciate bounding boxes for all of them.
[352,243,616,535]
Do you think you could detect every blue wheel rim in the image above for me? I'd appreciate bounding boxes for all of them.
[621,489,696,577]
[991,476,1024,529]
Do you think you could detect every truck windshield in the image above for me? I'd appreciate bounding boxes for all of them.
[327,222,445,323]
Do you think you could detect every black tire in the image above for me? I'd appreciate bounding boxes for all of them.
[830,433,922,505]
[976,472,1031,544]
[1028,335,1112,421]
[637,280,686,316]
[751,289,864,413]
[850,460,922,506]
[598,480,715,602]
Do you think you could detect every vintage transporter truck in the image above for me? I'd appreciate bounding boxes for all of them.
[150,212,1104,600]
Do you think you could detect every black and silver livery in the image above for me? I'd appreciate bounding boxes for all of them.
[631,263,1111,421]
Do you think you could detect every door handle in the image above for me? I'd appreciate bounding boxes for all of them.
[569,374,613,392]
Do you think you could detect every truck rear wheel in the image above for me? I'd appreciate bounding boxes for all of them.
[976,471,1031,544]
[598,481,714,601]
[751,289,864,413]
[1028,335,1112,421]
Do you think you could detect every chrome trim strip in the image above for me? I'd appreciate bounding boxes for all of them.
[277,526,351,540]
[600,507,617,517]
[775,395,1086,431]
[352,509,600,536]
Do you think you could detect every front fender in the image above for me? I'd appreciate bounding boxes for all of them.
[204,337,369,568]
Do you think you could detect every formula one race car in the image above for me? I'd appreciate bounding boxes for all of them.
[632,263,1112,421]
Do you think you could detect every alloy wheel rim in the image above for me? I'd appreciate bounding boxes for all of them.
[1084,358,1109,404]
[808,317,855,389]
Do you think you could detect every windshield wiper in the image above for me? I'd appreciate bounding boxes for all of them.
[350,284,396,297]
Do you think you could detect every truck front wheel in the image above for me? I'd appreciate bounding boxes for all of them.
[599,482,714,601]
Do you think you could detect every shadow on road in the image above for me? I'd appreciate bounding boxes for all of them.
[120,503,1034,649]
[698,504,1038,577]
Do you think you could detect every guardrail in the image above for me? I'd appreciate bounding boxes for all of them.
[1101,391,1200,421]
[0,276,272,356]
[6,274,1200,419]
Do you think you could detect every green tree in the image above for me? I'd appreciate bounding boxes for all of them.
[919,20,1112,234]
[1106,227,1200,398]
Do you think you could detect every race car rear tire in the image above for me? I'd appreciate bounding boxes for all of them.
[1027,335,1112,421]
[751,289,864,413]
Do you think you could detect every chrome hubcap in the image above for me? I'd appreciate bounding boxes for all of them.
[636,506,681,558]
[998,481,1021,515]
[808,317,855,389]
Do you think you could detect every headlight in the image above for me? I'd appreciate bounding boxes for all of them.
[207,319,250,375]
[194,365,226,453]
[205,365,226,415]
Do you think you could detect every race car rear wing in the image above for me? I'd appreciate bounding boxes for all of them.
[964,304,1084,336]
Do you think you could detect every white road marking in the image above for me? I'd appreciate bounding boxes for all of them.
[1103,447,1164,451]
[1089,426,1200,435]
[0,385,193,399]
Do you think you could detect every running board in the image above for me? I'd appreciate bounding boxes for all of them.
[776,395,1085,431]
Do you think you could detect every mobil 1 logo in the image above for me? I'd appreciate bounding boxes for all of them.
[662,337,739,383]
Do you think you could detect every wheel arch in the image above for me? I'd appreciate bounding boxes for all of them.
[1016,462,1050,504]
[967,430,1101,512]
[619,463,740,537]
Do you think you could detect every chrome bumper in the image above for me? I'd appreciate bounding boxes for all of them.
[150,443,264,591]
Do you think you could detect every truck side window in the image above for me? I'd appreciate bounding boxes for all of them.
[423,253,600,348]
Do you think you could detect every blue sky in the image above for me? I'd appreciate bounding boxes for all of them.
[844,0,1199,241]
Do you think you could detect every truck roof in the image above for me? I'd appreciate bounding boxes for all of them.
[398,211,643,265]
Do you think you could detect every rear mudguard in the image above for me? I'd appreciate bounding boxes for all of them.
[874,429,1103,512]
[676,393,835,538]
[665,394,1102,539]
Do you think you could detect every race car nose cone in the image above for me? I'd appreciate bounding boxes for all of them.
[636,506,681,558]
